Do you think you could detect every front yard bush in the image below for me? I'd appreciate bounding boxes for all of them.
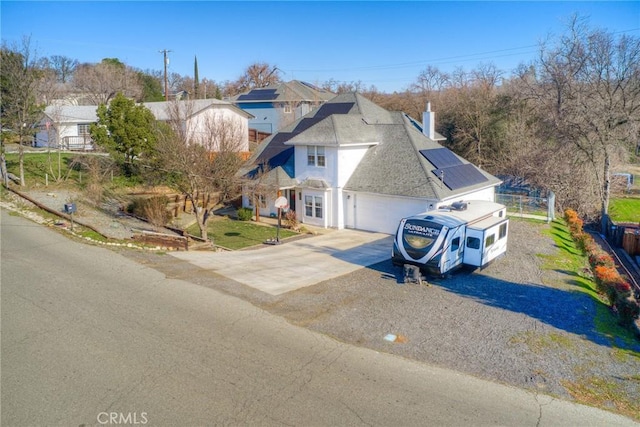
[565,208,640,333]
[237,207,253,221]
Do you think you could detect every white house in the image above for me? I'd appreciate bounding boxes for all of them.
[239,93,502,235]
[35,105,97,150]
[36,99,253,152]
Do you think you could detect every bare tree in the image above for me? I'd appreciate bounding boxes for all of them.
[438,64,506,170]
[152,101,247,240]
[241,162,277,222]
[229,62,282,95]
[72,59,142,104]
[47,55,78,83]
[517,16,640,226]
[411,65,451,95]
[0,36,45,186]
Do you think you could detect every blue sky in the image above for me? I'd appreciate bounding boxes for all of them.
[2,1,638,93]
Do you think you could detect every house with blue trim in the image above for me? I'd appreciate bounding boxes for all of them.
[232,80,335,136]
[239,93,502,234]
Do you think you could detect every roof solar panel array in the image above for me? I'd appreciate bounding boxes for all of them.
[315,102,354,117]
[237,89,278,101]
[432,163,488,190]
[420,148,462,169]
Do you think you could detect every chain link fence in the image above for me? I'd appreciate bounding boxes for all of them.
[495,192,555,222]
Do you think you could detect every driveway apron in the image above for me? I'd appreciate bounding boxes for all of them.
[169,230,394,295]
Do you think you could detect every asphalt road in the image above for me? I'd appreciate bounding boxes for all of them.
[1,209,637,426]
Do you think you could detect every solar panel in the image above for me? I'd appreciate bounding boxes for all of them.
[420,148,463,169]
[315,102,354,117]
[237,89,278,101]
[432,163,488,190]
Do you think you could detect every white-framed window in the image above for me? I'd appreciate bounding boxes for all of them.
[78,124,91,136]
[304,195,323,218]
[284,104,292,114]
[307,146,326,167]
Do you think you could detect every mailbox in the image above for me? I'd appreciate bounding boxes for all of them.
[64,203,77,214]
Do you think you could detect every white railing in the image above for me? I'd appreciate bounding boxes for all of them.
[62,136,95,151]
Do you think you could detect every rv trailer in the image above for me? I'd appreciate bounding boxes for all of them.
[392,200,509,276]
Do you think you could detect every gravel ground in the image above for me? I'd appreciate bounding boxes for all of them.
[124,216,640,421]
[4,189,640,420]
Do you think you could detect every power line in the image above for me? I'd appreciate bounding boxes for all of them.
[287,44,540,74]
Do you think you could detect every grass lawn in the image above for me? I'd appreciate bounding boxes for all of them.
[609,197,640,223]
[188,217,298,250]
[4,151,84,185]
[3,151,140,189]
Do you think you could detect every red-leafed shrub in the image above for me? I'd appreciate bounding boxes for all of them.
[594,265,619,288]
[563,209,639,331]
[588,251,615,269]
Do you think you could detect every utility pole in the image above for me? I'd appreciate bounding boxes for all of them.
[159,49,172,101]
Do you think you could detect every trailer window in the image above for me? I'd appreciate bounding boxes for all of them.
[451,237,460,252]
[485,234,495,247]
[499,223,507,239]
[466,237,480,250]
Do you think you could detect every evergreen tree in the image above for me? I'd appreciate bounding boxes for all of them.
[194,56,199,99]
[90,93,157,175]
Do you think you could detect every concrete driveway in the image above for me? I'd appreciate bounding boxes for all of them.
[170,229,394,295]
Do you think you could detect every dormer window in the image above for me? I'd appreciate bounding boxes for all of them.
[307,146,325,167]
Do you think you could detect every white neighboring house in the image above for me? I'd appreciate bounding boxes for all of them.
[36,99,253,152]
[142,99,253,152]
[238,93,502,235]
[36,105,97,150]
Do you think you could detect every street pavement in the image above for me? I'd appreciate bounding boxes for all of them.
[2,208,638,426]
[170,229,395,295]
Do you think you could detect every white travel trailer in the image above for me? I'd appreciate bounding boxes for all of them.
[392,200,509,276]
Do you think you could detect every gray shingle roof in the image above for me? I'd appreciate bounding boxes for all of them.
[343,114,500,199]
[142,99,252,121]
[232,80,335,103]
[240,92,501,199]
[44,105,98,123]
[44,99,252,124]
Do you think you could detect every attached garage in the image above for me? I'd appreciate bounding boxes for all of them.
[345,193,431,234]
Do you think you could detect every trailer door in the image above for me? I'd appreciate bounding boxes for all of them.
[443,227,465,273]
[463,228,484,267]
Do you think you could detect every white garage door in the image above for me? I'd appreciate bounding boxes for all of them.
[354,194,428,234]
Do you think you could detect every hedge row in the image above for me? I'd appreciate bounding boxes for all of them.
[564,209,640,329]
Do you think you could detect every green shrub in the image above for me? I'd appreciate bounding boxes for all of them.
[237,207,253,221]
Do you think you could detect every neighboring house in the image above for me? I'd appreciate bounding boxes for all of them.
[239,93,502,235]
[35,105,97,150]
[143,99,253,152]
[36,99,253,152]
[231,80,335,136]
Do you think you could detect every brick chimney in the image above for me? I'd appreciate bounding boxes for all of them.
[422,102,435,140]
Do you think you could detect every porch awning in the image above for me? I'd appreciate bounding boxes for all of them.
[261,166,298,189]
[298,178,330,189]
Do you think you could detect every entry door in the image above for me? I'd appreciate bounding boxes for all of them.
[463,228,484,267]
[345,193,355,229]
[443,228,464,273]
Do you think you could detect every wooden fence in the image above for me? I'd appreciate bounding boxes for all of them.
[623,229,640,256]
[166,192,220,218]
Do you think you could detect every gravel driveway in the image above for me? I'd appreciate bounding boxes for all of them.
[125,218,640,420]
